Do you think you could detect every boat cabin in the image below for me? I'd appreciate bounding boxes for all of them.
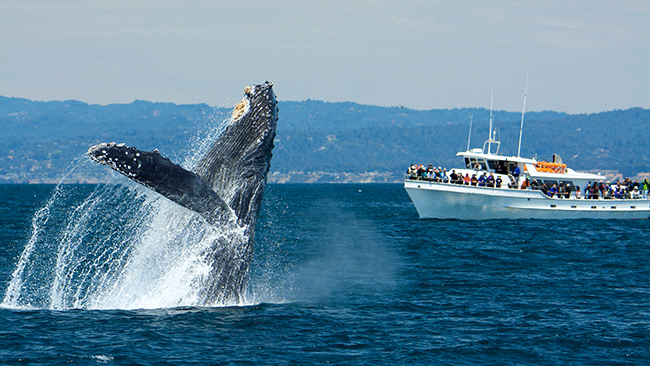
[457,148,535,177]
[455,147,603,190]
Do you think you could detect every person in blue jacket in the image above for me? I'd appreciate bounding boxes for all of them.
[477,173,487,187]
[512,163,521,185]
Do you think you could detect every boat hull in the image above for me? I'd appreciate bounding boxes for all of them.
[404,180,650,220]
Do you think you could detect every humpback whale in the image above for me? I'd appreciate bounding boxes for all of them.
[87,82,278,304]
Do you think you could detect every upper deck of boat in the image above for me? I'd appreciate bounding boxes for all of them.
[455,146,602,182]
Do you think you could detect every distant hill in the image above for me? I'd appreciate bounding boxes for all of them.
[0,96,648,183]
[277,100,568,131]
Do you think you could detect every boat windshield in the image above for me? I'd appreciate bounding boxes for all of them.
[465,158,488,170]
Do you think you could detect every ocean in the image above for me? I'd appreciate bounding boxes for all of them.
[1,183,650,365]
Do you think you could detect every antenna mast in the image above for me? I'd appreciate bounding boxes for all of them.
[487,90,494,153]
[466,115,473,151]
[517,72,529,158]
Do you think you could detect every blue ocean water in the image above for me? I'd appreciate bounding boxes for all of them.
[1,183,650,365]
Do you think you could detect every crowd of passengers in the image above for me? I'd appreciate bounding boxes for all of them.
[579,178,650,200]
[407,164,650,200]
[406,164,517,188]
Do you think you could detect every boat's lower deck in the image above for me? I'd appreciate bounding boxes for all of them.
[404,179,650,220]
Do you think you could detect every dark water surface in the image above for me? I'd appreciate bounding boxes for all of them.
[1,183,649,365]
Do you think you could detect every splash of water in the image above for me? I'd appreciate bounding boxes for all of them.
[2,111,267,310]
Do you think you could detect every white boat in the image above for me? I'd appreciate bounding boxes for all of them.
[404,88,650,220]
[404,146,650,220]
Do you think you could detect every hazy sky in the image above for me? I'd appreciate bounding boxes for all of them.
[1,1,648,113]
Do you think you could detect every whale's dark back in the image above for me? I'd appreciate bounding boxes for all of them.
[193,82,278,227]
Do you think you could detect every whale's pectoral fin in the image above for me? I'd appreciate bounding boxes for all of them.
[87,142,232,226]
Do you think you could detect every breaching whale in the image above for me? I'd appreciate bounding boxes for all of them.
[87,82,278,304]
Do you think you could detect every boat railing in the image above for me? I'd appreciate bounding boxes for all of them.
[405,175,650,200]
[405,175,513,189]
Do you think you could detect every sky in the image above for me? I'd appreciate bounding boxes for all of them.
[1,0,648,114]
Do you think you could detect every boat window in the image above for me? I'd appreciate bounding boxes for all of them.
[494,161,508,174]
[465,158,471,169]
[544,180,558,187]
[487,160,498,170]
[468,158,484,170]
[475,159,488,170]
[507,162,517,174]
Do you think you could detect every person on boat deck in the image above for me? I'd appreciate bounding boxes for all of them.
[456,172,464,185]
[407,164,418,180]
[530,179,539,190]
[588,184,598,199]
[575,186,581,199]
[512,163,521,184]
[449,169,456,179]
[558,184,570,199]
[602,184,611,199]
[564,183,571,198]
[508,174,517,189]
[449,170,460,184]
[426,166,433,180]
[540,182,549,195]
[439,168,448,182]
[548,184,558,198]
[624,178,634,193]
[496,161,507,175]
[486,173,495,187]
[477,173,487,187]
[602,182,610,198]
[425,164,433,179]
[471,174,478,186]
[587,182,597,199]
[496,175,503,188]
[614,186,623,199]
[585,183,593,199]
[643,178,649,199]
[418,165,427,179]
[464,173,472,185]
[520,177,530,190]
